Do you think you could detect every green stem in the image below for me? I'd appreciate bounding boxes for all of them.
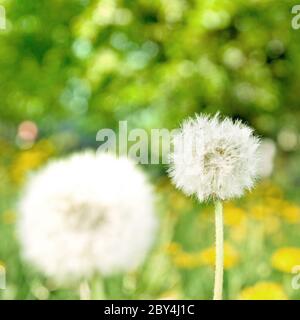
[91,276,106,300]
[79,276,106,300]
[79,280,91,300]
[213,200,224,300]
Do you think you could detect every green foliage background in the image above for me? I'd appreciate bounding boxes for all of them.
[1,0,300,300]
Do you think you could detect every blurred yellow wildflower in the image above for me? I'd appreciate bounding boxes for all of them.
[279,202,300,224]
[10,140,55,184]
[170,242,239,270]
[247,181,283,202]
[224,204,246,226]
[167,242,203,269]
[173,252,202,269]
[165,242,182,255]
[250,204,273,220]
[265,197,283,210]
[169,192,191,211]
[239,282,287,300]
[271,247,300,273]
[263,216,281,235]
[229,222,248,242]
[199,243,240,269]
[2,210,16,224]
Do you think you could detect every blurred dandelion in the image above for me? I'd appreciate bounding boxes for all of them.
[199,243,240,270]
[165,242,182,256]
[10,140,55,184]
[239,282,287,300]
[18,151,157,297]
[168,113,260,300]
[173,252,202,269]
[168,242,240,271]
[279,202,300,224]
[223,204,247,227]
[229,223,248,243]
[250,204,273,220]
[271,247,300,273]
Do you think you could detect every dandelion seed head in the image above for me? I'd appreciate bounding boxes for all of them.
[18,151,157,283]
[168,113,260,201]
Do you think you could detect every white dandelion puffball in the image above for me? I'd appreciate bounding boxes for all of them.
[168,114,260,201]
[18,151,157,282]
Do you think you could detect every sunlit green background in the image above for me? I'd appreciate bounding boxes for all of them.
[1,0,300,300]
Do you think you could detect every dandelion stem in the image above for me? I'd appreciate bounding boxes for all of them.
[91,276,106,300]
[213,200,224,300]
[79,280,91,300]
[79,277,106,300]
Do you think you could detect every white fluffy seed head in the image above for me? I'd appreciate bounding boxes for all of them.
[18,151,157,283]
[168,113,261,202]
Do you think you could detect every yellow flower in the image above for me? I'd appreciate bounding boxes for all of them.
[239,282,287,300]
[271,247,300,273]
[199,207,214,224]
[247,181,283,201]
[10,140,55,184]
[280,203,300,224]
[169,193,191,211]
[168,243,204,269]
[165,242,182,255]
[173,252,202,269]
[263,216,280,235]
[224,204,246,227]
[250,204,273,220]
[171,242,240,270]
[229,222,248,242]
[199,243,240,269]
[2,210,16,224]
